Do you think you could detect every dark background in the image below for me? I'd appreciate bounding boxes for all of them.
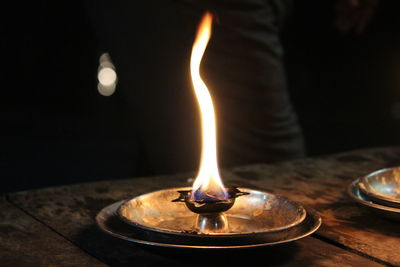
[2,0,400,192]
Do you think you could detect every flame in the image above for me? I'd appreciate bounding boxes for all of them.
[190,12,228,201]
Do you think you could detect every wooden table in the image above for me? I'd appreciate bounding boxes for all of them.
[2,147,400,266]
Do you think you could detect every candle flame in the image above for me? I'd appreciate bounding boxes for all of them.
[190,12,228,201]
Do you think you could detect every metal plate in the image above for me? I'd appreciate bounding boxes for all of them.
[117,187,307,238]
[357,167,400,208]
[348,179,400,221]
[96,201,321,250]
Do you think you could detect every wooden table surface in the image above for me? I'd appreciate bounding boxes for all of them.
[3,147,400,266]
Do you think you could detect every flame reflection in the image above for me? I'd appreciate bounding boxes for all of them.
[190,12,228,201]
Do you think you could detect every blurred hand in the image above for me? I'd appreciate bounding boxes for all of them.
[335,0,379,34]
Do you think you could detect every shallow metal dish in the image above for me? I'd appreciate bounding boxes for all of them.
[357,167,400,208]
[348,179,400,221]
[96,201,321,250]
[117,187,307,240]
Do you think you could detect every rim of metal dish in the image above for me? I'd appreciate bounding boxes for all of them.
[358,167,400,205]
[96,201,322,250]
[117,187,308,237]
[348,179,400,213]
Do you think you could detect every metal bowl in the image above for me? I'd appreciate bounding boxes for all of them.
[348,179,400,221]
[357,167,400,208]
[117,187,307,241]
[96,200,321,250]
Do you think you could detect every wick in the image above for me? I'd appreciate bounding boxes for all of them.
[192,189,228,203]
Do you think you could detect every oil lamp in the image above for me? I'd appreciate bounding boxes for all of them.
[96,11,321,249]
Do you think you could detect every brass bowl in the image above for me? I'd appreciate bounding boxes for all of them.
[357,167,400,208]
[348,179,400,221]
[117,187,307,241]
[97,200,321,249]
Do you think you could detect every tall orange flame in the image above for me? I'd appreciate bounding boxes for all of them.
[190,12,228,201]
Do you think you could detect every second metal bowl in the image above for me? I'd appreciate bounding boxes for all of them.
[357,167,400,208]
[348,179,400,221]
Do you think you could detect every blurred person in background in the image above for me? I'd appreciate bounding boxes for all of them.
[85,0,378,175]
